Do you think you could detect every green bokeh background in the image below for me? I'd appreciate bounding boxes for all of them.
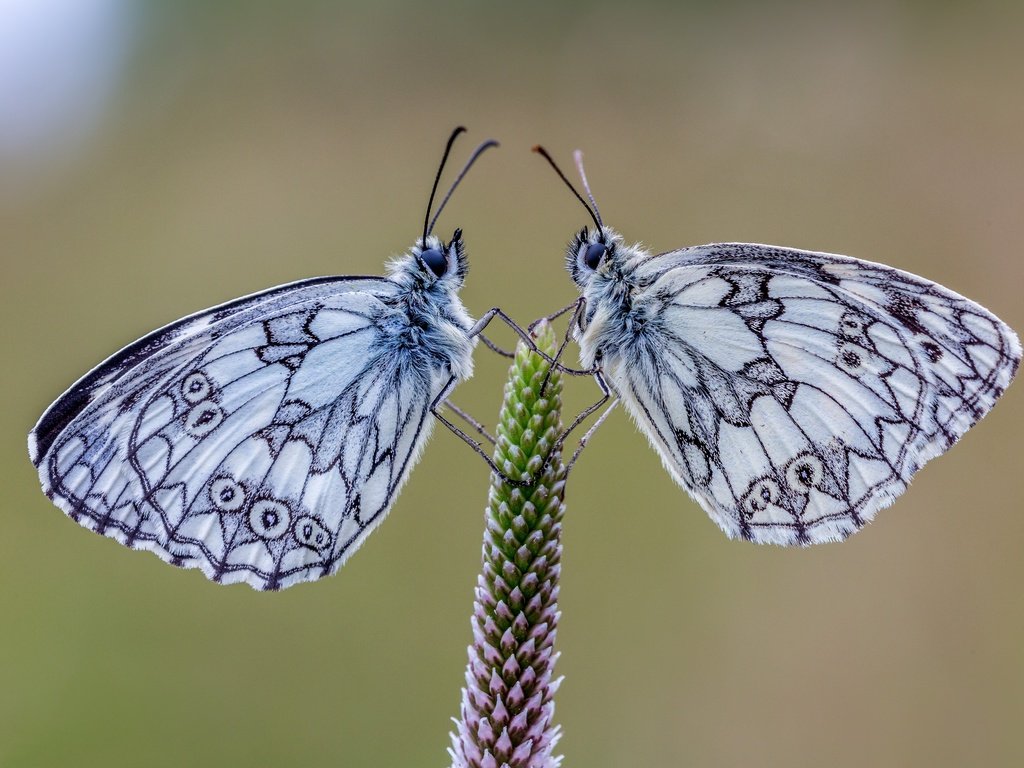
[3,2,1022,766]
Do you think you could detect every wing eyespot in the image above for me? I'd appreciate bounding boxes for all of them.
[294,515,332,551]
[249,499,291,540]
[209,477,245,512]
[742,478,782,515]
[784,453,824,494]
[838,311,871,339]
[185,402,224,437]
[181,372,212,404]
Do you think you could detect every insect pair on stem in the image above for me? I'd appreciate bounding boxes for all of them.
[360,125,610,488]
[29,125,1019,590]
[434,132,634,488]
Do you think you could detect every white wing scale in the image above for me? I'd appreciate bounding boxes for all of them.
[31,277,456,589]
[592,243,1019,545]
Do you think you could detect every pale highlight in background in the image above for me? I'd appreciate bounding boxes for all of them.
[0,0,135,203]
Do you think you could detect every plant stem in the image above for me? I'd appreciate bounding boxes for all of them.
[449,320,566,768]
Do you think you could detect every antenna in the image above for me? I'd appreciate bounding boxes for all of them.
[572,149,603,228]
[427,138,500,237]
[423,126,467,247]
[532,145,603,232]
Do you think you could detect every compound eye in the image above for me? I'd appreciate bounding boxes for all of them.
[420,247,448,277]
[583,242,607,270]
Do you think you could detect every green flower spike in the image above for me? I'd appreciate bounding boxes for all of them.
[449,320,566,768]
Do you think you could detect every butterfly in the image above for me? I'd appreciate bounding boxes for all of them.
[28,127,526,590]
[534,146,1020,545]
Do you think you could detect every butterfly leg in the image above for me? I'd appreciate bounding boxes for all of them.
[430,373,532,487]
[556,364,615,449]
[565,398,619,477]
[477,333,515,359]
[527,298,582,334]
[469,307,593,376]
[444,401,496,446]
[550,298,585,369]
[542,365,618,479]
[539,298,588,396]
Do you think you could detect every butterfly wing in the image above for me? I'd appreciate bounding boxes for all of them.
[600,243,1020,544]
[31,276,454,589]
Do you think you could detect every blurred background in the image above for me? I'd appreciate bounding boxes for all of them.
[2,1,1022,766]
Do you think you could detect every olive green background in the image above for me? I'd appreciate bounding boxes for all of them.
[2,2,1022,766]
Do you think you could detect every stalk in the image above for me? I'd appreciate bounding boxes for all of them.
[448,320,566,768]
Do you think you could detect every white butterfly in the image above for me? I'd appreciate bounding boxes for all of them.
[29,128,522,590]
[535,147,1021,545]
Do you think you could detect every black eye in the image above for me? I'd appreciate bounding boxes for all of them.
[420,248,448,277]
[583,242,607,270]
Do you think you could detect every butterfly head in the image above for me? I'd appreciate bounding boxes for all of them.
[566,226,624,288]
[395,127,494,294]
[412,230,468,286]
[531,145,629,290]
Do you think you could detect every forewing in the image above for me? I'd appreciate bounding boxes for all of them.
[31,277,449,589]
[611,243,1019,545]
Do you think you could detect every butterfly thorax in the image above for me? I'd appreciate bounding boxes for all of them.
[384,250,476,381]
[577,242,660,371]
